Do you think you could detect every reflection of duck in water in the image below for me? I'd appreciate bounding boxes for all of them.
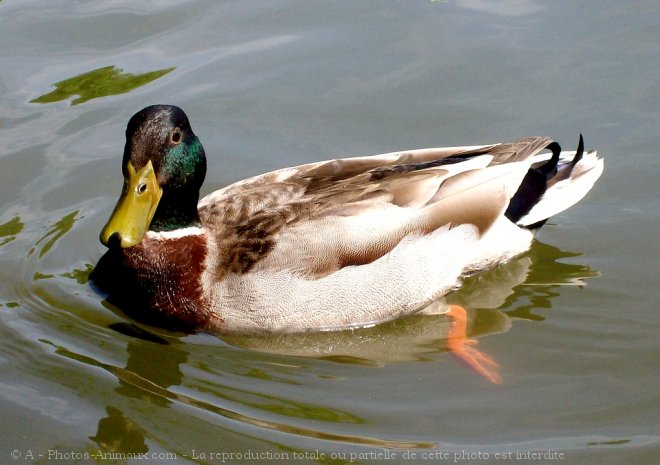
[83,328,422,451]
[92,105,602,382]
[86,327,182,457]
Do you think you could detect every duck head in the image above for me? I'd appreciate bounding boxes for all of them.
[100,105,207,248]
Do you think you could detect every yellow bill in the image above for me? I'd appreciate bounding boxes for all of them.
[100,160,162,248]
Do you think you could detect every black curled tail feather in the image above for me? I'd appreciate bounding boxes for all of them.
[504,141,562,224]
[536,142,561,178]
[545,134,585,186]
[571,133,584,167]
[505,135,587,227]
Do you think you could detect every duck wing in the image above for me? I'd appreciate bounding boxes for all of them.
[198,137,551,276]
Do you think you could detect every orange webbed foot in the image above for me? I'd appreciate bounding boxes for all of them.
[446,305,502,384]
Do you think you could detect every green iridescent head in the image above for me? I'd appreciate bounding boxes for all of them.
[100,105,207,248]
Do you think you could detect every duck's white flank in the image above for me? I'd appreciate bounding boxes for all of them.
[207,224,482,333]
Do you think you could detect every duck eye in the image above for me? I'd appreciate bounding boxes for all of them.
[169,127,182,145]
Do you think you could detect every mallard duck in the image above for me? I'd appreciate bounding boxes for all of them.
[93,105,602,343]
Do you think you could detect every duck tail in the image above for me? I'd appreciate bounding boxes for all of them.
[505,134,603,230]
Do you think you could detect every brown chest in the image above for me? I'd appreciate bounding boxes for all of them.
[104,233,215,331]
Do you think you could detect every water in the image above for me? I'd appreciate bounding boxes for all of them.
[1,1,658,464]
